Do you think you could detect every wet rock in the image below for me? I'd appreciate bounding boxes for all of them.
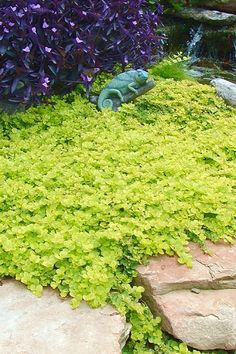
[194,1,236,14]
[211,78,236,106]
[173,8,236,26]
[187,66,236,84]
[136,241,236,351]
[0,279,131,354]
[161,15,236,65]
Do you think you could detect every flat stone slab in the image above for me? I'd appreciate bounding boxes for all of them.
[173,8,236,26]
[136,241,236,351]
[137,241,236,295]
[156,289,236,351]
[211,78,236,107]
[0,279,131,354]
[194,1,236,14]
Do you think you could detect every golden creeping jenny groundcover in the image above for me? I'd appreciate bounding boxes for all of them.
[0,79,235,353]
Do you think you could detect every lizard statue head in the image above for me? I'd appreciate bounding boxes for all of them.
[135,69,148,85]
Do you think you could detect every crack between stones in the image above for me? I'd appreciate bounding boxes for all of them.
[195,259,214,281]
[191,312,221,320]
[195,259,236,289]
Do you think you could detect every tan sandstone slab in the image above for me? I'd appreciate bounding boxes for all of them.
[0,279,131,354]
[155,289,236,351]
[136,241,236,351]
[136,241,236,295]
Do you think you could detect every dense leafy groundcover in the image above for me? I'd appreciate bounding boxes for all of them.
[0,77,235,353]
[0,0,162,104]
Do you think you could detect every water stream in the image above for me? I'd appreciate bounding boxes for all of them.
[161,16,236,82]
[187,25,203,58]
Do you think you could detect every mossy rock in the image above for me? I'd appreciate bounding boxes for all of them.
[193,0,236,14]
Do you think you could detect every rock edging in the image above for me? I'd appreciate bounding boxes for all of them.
[0,279,131,354]
[135,241,236,351]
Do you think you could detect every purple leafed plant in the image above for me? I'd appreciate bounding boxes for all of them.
[0,0,163,105]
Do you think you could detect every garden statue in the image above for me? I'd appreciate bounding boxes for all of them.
[94,69,156,111]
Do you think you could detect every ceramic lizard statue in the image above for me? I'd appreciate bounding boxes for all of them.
[97,69,149,110]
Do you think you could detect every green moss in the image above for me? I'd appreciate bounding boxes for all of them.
[0,79,235,354]
[149,55,191,81]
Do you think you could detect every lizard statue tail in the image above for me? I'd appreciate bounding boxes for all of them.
[98,91,114,110]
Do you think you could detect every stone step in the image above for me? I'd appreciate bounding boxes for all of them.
[135,241,236,351]
[172,8,236,26]
[154,288,236,351]
[0,279,131,354]
[194,1,236,14]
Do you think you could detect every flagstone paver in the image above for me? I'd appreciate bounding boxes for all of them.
[0,279,131,354]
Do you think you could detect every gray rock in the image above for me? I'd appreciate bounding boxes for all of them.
[0,279,131,354]
[191,288,201,294]
[136,241,236,351]
[211,78,236,106]
[173,8,236,26]
[187,69,205,78]
[188,66,236,84]
[194,1,236,14]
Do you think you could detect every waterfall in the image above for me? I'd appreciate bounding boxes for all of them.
[233,38,236,61]
[187,25,203,59]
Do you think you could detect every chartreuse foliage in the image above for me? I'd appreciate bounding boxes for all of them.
[149,54,191,81]
[0,79,235,354]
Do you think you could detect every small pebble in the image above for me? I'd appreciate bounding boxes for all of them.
[191,288,201,294]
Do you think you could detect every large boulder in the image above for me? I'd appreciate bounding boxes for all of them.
[211,78,236,107]
[173,7,236,26]
[194,1,236,14]
[154,289,236,351]
[136,241,236,351]
[0,279,131,354]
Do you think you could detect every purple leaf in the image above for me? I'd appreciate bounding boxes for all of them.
[0,0,163,105]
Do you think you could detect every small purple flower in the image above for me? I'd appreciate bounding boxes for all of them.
[18,11,24,18]
[45,47,52,53]
[41,76,50,91]
[23,46,31,53]
[76,37,83,44]
[31,4,41,10]
[82,75,93,83]
[32,27,37,34]
[5,61,14,70]
[43,21,49,29]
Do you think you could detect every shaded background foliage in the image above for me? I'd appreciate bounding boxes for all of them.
[0,0,163,105]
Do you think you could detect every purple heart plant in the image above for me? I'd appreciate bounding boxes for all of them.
[0,1,163,105]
